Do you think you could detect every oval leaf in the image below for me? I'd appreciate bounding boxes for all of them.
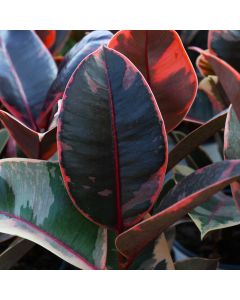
[0,159,107,269]
[58,46,168,232]
[116,160,240,258]
[109,30,198,132]
[0,30,57,130]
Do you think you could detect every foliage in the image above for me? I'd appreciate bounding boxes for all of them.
[0,30,239,270]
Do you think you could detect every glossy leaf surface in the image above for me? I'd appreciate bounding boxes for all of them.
[174,163,240,238]
[189,192,240,239]
[116,160,240,258]
[0,159,107,269]
[39,31,113,129]
[58,46,168,231]
[0,30,57,130]
[109,30,198,132]
[224,106,240,161]
[224,105,240,209]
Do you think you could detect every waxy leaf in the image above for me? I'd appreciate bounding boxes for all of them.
[152,179,176,214]
[0,31,57,130]
[224,106,240,161]
[36,30,56,49]
[116,160,240,258]
[189,192,240,239]
[38,30,113,129]
[174,163,240,238]
[59,30,113,72]
[109,30,198,132]
[192,47,240,122]
[0,110,57,159]
[0,159,107,270]
[167,110,227,171]
[208,30,240,72]
[128,234,174,270]
[58,46,168,232]
[224,105,240,209]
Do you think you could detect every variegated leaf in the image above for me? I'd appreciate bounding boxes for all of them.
[0,159,107,270]
[58,46,167,231]
[191,47,240,122]
[116,160,240,258]
[189,192,240,239]
[174,164,240,238]
[0,30,57,130]
[224,105,240,209]
[109,30,198,133]
[199,75,229,112]
[38,30,113,129]
[128,234,174,270]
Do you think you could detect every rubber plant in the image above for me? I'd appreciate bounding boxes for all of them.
[0,30,113,159]
[0,30,240,270]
